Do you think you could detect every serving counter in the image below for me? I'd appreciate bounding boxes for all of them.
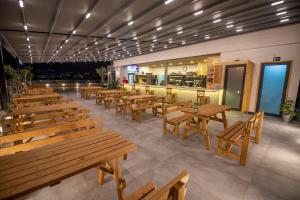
[123,84,223,104]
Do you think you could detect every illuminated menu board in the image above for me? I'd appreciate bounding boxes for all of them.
[126,64,139,73]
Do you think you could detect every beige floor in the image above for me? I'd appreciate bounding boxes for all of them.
[22,91,300,200]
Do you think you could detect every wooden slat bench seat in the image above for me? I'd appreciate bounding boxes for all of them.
[11,99,73,109]
[216,113,259,165]
[12,93,62,105]
[163,103,192,138]
[0,131,137,200]
[125,170,190,200]
[0,108,90,134]
[0,118,100,156]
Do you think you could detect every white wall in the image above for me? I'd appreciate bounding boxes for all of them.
[114,24,300,112]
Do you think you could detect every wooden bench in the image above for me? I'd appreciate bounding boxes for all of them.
[131,98,161,122]
[250,111,264,144]
[0,118,100,156]
[1,108,90,134]
[11,99,73,109]
[163,103,192,138]
[216,113,259,165]
[125,170,190,200]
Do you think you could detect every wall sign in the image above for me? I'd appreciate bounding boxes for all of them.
[126,64,139,73]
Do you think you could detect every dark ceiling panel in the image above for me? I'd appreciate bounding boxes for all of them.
[0,0,299,63]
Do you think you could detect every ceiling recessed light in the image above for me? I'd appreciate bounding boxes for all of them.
[280,18,290,22]
[213,19,222,23]
[94,41,98,45]
[60,46,62,49]
[153,39,157,42]
[72,30,76,34]
[26,37,29,41]
[65,39,69,43]
[128,21,134,26]
[28,45,30,49]
[133,36,138,40]
[164,45,168,49]
[19,0,24,8]
[24,25,27,30]
[204,35,210,39]
[85,13,91,19]
[156,26,162,31]
[177,31,183,35]
[190,61,194,64]
[236,28,243,32]
[194,10,203,16]
[164,0,174,5]
[181,40,186,45]
[276,11,287,15]
[107,34,112,37]
[226,24,234,28]
[271,1,284,6]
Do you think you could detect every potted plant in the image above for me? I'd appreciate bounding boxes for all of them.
[280,100,297,123]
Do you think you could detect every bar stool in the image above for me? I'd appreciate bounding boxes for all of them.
[197,89,209,105]
[145,86,154,95]
[166,88,176,104]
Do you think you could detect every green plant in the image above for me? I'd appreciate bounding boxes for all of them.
[281,100,297,117]
[96,67,107,86]
[111,80,119,89]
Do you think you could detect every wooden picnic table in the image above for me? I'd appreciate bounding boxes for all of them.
[80,86,105,99]
[12,93,62,104]
[180,104,231,150]
[122,94,157,102]
[0,131,137,200]
[8,102,80,117]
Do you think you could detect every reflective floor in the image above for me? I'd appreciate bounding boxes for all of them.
[22,91,300,200]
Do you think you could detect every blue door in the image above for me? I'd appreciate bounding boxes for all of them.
[257,63,290,116]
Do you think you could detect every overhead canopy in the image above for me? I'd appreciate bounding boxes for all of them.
[0,0,299,64]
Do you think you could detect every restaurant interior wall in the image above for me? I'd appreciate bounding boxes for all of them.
[114,24,300,112]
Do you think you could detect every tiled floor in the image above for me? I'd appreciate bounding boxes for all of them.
[23,91,300,200]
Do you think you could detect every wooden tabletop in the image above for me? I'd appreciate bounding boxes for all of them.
[13,93,62,101]
[0,131,137,200]
[80,86,104,90]
[98,90,126,94]
[122,94,157,101]
[8,102,80,116]
[180,104,231,117]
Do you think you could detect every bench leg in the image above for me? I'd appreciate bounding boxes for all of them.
[240,134,250,166]
[221,112,228,129]
[163,120,168,135]
[113,158,126,200]
[201,119,211,150]
[182,118,191,140]
[174,124,179,138]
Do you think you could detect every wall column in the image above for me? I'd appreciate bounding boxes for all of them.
[0,41,9,110]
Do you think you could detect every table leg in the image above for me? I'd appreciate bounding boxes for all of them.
[113,158,126,200]
[221,112,228,129]
[201,119,211,150]
[182,117,191,140]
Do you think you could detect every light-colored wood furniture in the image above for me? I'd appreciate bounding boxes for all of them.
[145,86,154,95]
[7,102,80,117]
[0,118,99,156]
[0,131,137,200]
[130,97,161,122]
[163,103,192,138]
[216,112,262,165]
[166,88,176,104]
[96,90,126,105]
[196,90,209,105]
[180,104,231,150]
[12,93,62,105]
[25,87,55,95]
[80,86,104,99]
[125,170,190,200]
[11,99,72,109]
[250,111,264,144]
[220,60,254,113]
[0,108,90,134]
